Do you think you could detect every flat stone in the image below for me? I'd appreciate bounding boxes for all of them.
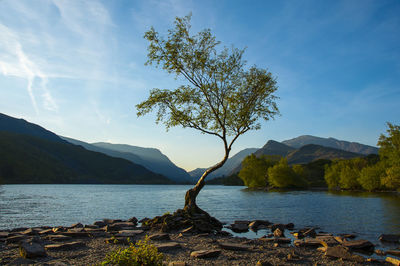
[21,228,39,236]
[19,240,46,259]
[106,222,136,232]
[155,242,181,252]
[6,235,27,244]
[342,239,374,251]
[190,249,221,258]
[386,256,400,265]
[47,235,72,242]
[294,238,323,248]
[386,250,400,257]
[45,241,86,251]
[380,234,400,243]
[149,233,170,241]
[218,242,250,251]
[229,223,249,233]
[115,230,144,237]
[38,229,53,235]
[325,246,364,262]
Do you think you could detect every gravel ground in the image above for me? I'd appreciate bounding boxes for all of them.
[0,230,390,265]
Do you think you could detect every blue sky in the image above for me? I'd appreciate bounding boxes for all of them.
[0,0,399,171]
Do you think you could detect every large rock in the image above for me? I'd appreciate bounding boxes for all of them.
[190,249,221,258]
[294,238,323,248]
[325,246,364,262]
[19,239,46,259]
[379,234,400,243]
[229,221,250,233]
[248,220,271,231]
[342,239,374,251]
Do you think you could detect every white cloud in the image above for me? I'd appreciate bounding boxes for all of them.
[0,23,57,113]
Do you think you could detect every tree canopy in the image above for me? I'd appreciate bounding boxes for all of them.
[137,15,279,154]
[136,14,280,211]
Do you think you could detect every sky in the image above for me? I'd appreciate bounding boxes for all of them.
[0,0,399,171]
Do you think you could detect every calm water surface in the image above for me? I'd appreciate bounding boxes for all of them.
[0,185,399,244]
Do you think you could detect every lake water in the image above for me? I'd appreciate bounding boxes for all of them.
[1,185,399,245]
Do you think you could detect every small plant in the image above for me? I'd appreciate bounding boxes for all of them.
[101,236,164,266]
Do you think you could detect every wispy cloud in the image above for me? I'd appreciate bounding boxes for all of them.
[0,23,57,113]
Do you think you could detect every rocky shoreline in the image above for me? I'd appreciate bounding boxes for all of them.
[1,216,400,265]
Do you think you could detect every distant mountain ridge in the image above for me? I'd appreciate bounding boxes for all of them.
[0,113,65,143]
[285,144,362,164]
[282,135,378,155]
[90,142,193,184]
[0,113,172,184]
[198,139,367,178]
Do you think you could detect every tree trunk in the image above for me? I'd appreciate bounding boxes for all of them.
[183,151,229,214]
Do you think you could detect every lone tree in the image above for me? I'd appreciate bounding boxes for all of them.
[137,15,279,215]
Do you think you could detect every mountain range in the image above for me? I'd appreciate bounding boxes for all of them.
[0,112,379,184]
[0,113,171,184]
[282,135,379,155]
[62,137,194,184]
[190,138,377,179]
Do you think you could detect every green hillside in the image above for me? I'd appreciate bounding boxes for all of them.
[0,131,172,184]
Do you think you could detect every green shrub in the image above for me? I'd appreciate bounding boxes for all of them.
[101,236,164,266]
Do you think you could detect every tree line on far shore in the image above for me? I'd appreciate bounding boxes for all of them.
[238,123,400,192]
